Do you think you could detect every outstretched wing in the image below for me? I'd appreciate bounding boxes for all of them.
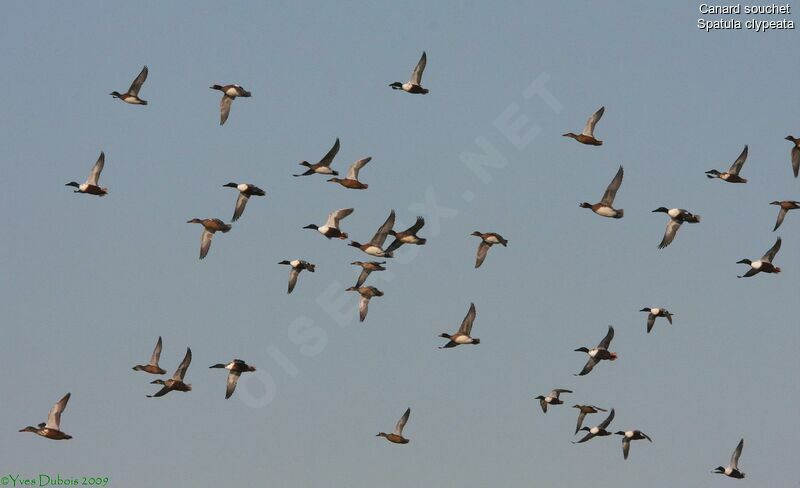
[225,371,242,399]
[88,152,105,186]
[730,438,744,470]
[393,407,411,436]
[319,138,340,167]
[410,52,426,85]
[458,303,477,335]
[45,393,71,430]
[646,314,656,333]
[128,65,148,96]
[358,295,370,322]
[791,146,799,178]
[576,357,599,376]
[406,216,425,234]
[346,157,371,181]
[369,210,395,247]
[327,208,354,228]
[475,241,491,268]
[622,438,631,460]
[581,106,604,137]
[658,219,682,249]
[728,145,748,175]
[150,336,163,366]
[600,166,624,206]
[287,268,300,294]
[232,193,250,222]
[762,237,781,262]
[199,229,214,259]
[172,348,192,381]
[354,269,371,288]
[598,325,614,349]
[575,411,587,433]
[219,95,234,125]
[598,408,615,429]
[773,207,788,232]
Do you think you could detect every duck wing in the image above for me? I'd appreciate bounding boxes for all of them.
[354,268,371,288]
[600,166,623,206]
[225,370,242,399]
[576,356,599,376]
[762,236,781,262]
[358,295,370,322]
[581,106,604,137]
[150,336,163,366]
[128,65,148,96]
[346,157,371,181]
[646,313,656,333]
[318,138,340,167]
[172,348,192,381]
[728,145,748,175]
[598,325,614,349]
[773,207,788,231]
[575,411,587,433]
[232,193,249,222]
[622,437,631,459]
[458,302,476,335]
[219,95,234,125]
[410,52,426,85]
[287,267,300,294]
[406,216,425,234]
[792,146,799,177]
[658,219,682,249]
[199,229,214,259]
[45,393,70,430]
[326,208,354,228]
[475,241,491,268]
[550,388,572,398]
[730,438,744,470]
[393,407,411,436]
[87,152,105,186]
[598,408,615,429]
[369,210,395,247]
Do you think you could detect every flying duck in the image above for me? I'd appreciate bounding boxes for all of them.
[295,138,340,177]
[328,157,372,189]
[279,260,316,294]
[187,218,231,259]
[210,84,251,125]
[110,65,149,105]
[580,165,624,218]
[351,261,386,288]
[223,183,265,222]
[209,359,256,399]
[345,285,383,322]
[66,151,108,196]
[132,336,167,375]
[706,145,749,183]
[573,408,615,443]
[534,389,572,413]
[19,393,72,440]
[652,207,700,249]
[714,438,745,479]
[563,107,604,146]
[785,135,799,177]
[615,430,652,460]
[148,348,192,398]
[389,52,428,94]
[349,210,396,257]
[386,217,426,253]
[439,302,480,348]
[639,307,673,334]
[574,325,617,376]
[770,200,799,231]
[377,407,411,444]
[304,208,354,239]
[471,231,508,268]
[572,405,608,434]
[737,236,781,278]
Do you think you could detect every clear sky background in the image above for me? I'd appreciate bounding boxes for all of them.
[1,1,798,486]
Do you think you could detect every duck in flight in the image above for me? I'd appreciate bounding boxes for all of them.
[349,210,396,257]
[295,138,340,177]
[386,217,426,253]
[148,348,192,398]
[713,438,745,479]
[346,285,384,322]
[328,157,372,189]
[639,307,673,334]
[389,52,428,94]
[376,408,411,444]
[574,325,617,376]
[615,430,652,460]
[132,336,167,375]
[580,165,624,218]
[223,183,265,222]
[351,261,386,288]
[279,260,316,294]
[572,405,608,434]
[209,359,256,399]
[737,236,782,278]
[304,208,354,240]
[706,145,749,183]
[210,84,251,125]
[439,302,480,348]
[785,135,799,177]
[770,200,799,231]
[534,389,572,413]
[19,393,72,440]
[563,107,604,146]
[66,151,108,196]
[187,218,231,259]
[652,207,700,249]
[110,65,149,105]
[573,408,615,444]
[471,232,508,268]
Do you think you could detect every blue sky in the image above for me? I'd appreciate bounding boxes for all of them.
[0,1,798,486]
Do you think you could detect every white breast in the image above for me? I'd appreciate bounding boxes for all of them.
[454,335,472,344]
[402,82,414,92]
[315,167,334,175]
[651,308,660,315]
[79,183,89,192]
[590,427,599,434]
[668,208,680,218]
[486,236,499,244]
[318,225,330,234]
[595,206,617,217]
[365,246,383,256]
[225,87,239,96]
[290,259,300,267]
[751,260,762,269]
[237,183,248,192]
[588,348,599,357]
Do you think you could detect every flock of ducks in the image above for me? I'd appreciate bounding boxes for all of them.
[19,51,798,482]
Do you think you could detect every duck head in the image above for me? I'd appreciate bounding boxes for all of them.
[438,333,452,339]
[574,347,590,353]
[785,135,796,142]
[579,202,593,209]
[345,286,357,292]
[470,231,483,237]
[19,426,38,433]
[562,132,578,139]
[376,432,389,438]
[389,82,403,90]
[327,177,342,184]
[299,161,312,168]
[65,181,80,188]
[769,201,781,205]
[705,169,721,178]
[109,91,122,98]
[278,260,291,265]
[187,218,203,224]
[639,307,652,312]
[614,431,626,436]
[651,207,669,214]
[223,182,239,188]
[303,224,319,230]
[348,241,362,249]
[736,258,753,265]
[713,467,726,475]
[534,395,545,400]
[209,363,227,369]
[150,379,166,385]
[350,261,363,266]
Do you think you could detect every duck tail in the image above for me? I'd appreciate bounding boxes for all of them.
[210,84,224,91]
[775,267,781,273]
[609,352,618,361]
[472,338,481,345]
[185,384,193,391]
[615,209,624,219]
[417,238,427,245]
